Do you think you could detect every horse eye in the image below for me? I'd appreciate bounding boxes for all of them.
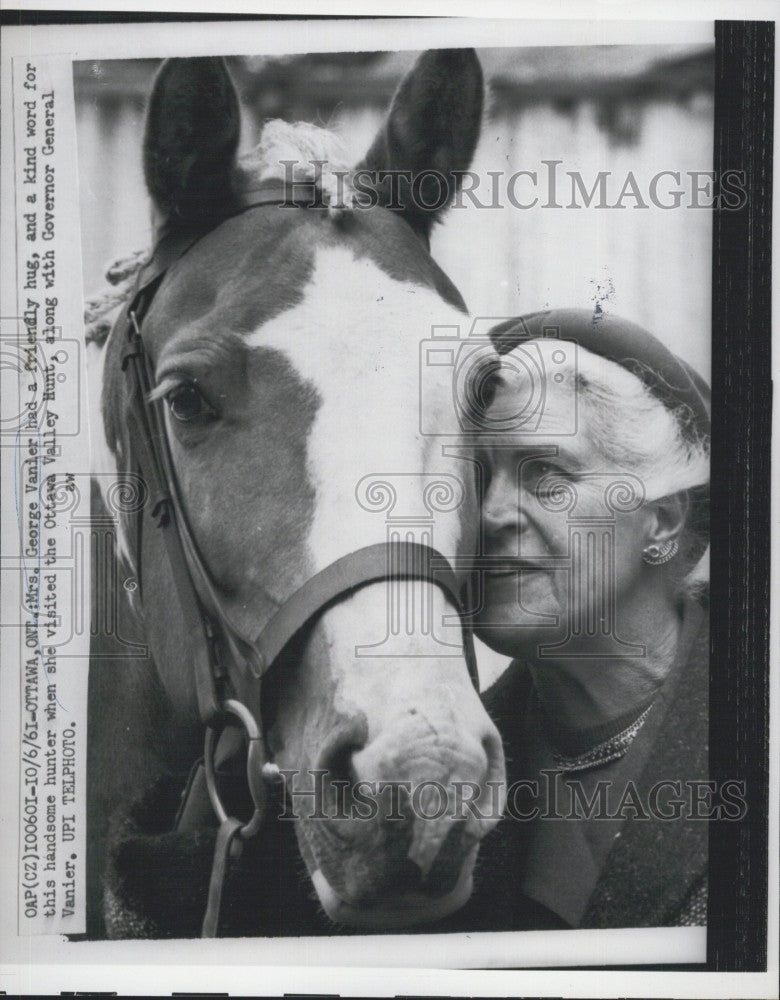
[166,383,216,424]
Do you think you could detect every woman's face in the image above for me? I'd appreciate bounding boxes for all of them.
[474,372,654,659]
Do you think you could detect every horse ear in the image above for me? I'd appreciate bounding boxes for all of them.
[358,49,483,238]
[143,57,241,225]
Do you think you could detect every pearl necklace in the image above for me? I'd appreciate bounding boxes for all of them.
[550,702,655,773]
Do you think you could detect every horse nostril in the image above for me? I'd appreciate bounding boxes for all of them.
[316,715,369,785]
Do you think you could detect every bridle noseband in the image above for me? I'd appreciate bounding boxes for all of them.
[114,189,480,936]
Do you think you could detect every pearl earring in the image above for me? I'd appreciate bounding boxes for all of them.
[642,539,679,565]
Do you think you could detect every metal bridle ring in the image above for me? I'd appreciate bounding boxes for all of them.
[204,698,266,840]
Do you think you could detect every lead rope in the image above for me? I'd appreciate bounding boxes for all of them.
[202,818,244,938]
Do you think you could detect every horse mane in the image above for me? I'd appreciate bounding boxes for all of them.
[84,120,355,347]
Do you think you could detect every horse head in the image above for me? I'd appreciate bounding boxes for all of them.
[94,51,505,932]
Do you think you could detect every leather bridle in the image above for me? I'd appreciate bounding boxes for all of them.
[113,189,480,936]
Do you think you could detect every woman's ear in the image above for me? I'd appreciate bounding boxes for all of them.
[645,491,689,549]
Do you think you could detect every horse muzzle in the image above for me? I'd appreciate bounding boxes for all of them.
[289,706,505,929]
[311,845,478,929]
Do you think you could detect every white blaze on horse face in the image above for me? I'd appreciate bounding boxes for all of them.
[248,245,501,912]
[248,243,483,707]
[248,245,472,572]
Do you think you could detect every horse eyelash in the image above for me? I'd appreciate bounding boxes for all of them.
[146,377,183,404]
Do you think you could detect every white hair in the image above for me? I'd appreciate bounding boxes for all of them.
[523,338,710,593]
[569,347,710,503]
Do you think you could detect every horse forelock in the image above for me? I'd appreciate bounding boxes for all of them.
[236,119,357,210]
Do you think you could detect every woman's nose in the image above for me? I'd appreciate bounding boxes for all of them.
[481,470,522,533]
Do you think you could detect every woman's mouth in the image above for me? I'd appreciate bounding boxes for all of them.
[482,558,546,577]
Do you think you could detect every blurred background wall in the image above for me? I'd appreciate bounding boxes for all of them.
[74,44,713,376]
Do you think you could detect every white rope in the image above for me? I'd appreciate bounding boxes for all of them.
[84,248,151,345]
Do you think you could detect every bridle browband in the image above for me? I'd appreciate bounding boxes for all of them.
[113,186,480,936]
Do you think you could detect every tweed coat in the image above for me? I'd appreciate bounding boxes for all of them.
[444,598,710,931]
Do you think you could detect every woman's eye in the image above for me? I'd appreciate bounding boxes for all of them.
[522,459,568,494]
[166,383,216,424]
[523,459,554,481]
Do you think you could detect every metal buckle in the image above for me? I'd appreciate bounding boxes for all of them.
[204,699,267,840]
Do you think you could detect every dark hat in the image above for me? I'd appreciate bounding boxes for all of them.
[488,308,711,443]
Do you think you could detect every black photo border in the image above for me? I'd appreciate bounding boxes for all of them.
[708,18,773,974]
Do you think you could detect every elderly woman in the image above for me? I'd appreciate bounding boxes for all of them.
[462,308,710,931]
